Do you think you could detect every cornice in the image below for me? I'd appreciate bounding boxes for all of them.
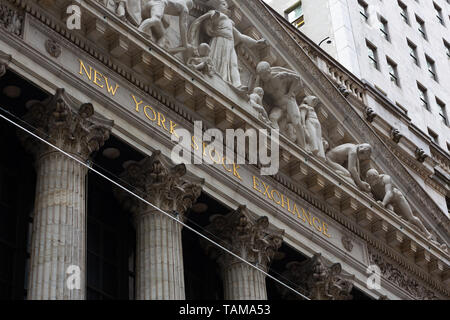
[2,0,449,297]
[248,0,449,233]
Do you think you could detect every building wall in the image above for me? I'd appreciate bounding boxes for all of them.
[0,0,448,301]
[265,0,450,151]
[351,0,450,150]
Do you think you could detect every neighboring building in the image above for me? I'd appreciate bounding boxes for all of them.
[0,0,449,301]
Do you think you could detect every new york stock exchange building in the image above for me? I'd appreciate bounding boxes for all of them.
[0,0,448,302]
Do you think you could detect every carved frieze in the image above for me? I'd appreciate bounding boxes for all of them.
[341,234,354,252]
[0,2,23,37]
[45,39,62,58]
[116,151,204,218]
[368,248,441,300]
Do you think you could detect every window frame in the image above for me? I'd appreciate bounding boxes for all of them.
[437,98,448,126]
[416,15,427,40]
[425,55,438,81]
[379,16,390,41]
[417,83,430,110]
[386,57,399,86]
[358,0,369,21]
[398,0,409,24]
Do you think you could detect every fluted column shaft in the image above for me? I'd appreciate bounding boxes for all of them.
[222,260,267,300]
[28,151,87,300]
[135,208,185,300]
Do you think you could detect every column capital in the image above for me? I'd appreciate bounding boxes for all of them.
[280,253,354,300]
[20,88,114,160]
[117,151,204,217]
[204,205,285,271]
[0,51,12,77]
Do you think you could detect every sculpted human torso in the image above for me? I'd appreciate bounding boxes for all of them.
[369,174,390,202]
[326,143,372,192]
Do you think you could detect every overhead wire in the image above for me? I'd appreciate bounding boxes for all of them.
[0,104,310,300]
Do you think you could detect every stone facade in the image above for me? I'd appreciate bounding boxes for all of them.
[0,0,448,301]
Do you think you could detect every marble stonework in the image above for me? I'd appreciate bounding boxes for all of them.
[19,89,113,300]
[0,0,448,300]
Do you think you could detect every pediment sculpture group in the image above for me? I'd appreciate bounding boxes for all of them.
[97,0,442,245]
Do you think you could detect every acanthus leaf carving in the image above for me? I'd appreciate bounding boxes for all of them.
[368,248,442,300]
[116,150,204,218]
[0,2,23,37]
[278,253,354,300]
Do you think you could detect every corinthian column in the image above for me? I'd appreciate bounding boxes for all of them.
[204,205,284,300]
[116,152,204,300]
[19,89,113,300]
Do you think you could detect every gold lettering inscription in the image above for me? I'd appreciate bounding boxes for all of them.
[222,157,232,173]
[233,163,242,181]
[79,60,119,97]
[253,176,262,193]
[79,60,92,80]
[144,105,157,121]
[132,95,143,112]
[77,59,332,240]
[93,70,104,88]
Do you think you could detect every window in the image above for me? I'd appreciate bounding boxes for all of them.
[417,83,429,110]
[366,41,378,69]
[379,16,390,41]
[386,58,399,85]
[428,128,439,144]
[426,55,437,81]
[408,40,419,66]
[0,125,35,300]
[285,2,305,28]
[444,40,450,59]
[398,1,409,24]
[87,173,136,300]
[416,15,427,39]
[437,98,448,126]
[359,0,369,21]
[434,2,445,25]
